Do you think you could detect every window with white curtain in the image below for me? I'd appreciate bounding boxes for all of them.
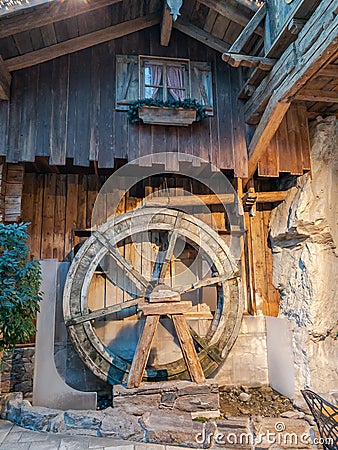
[140,56,190,102]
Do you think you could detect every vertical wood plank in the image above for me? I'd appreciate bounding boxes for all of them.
[50,56,69,166]
[41,173,56,259]
[65,174,79,261]
[296,103,312,171]
[53,174,66,261]
[35,61,53,157]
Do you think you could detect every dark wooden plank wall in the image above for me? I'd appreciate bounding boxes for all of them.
[0,27,248,177]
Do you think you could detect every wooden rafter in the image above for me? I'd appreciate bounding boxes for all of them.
[173,21,230,53]
[319,64,338,78]
[229,4,266,54]
[4,14,161,72]
[246,1,338,181]
[0,55,11,100]
[161,2,173,46]
[0,0,123,40]
[198,0,264,37]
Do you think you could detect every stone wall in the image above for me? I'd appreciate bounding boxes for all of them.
[269,116,338,396]
[0,347,35,400]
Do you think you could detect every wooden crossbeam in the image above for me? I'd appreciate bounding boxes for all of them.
[198,0,264,36]
[0,0,123,40]
[295,89,338,103]
[161,2,173,46]
[222,53,276,70]
[229,4,266,54]
[0,55,11,100]
[173,21,230,53]
[4,13,161,72]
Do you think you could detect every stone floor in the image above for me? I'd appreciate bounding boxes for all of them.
[0,420,188,450]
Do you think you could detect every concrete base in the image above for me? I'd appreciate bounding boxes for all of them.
[113,380,220,418]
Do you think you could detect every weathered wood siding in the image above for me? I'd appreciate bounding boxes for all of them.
[0,28,248,177]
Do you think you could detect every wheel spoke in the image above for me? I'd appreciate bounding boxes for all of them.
[178,274,227,294]
[152,212,183,282]
[94,231,149,289]
[66,297,143,326]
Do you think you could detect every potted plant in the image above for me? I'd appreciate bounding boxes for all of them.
[0,223,42,367]
[128,98,207,126]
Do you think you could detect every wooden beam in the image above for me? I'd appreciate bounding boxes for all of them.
[172,314,205,384]
[144,191,286,207]
[295,89,338,103]
[198,0,264,36]
[229,4,266,54]
[5,14,161,71]
[0,0,123,40]
[161,2,173,46]
[173,21,230,53]
[0,55,11,100]
[222,53,276,70]
[127,315,160,389]
[245,1,338,125]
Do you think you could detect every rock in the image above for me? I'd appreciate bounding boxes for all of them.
[174,393,219,413]
[61,410,104,435]
[304,414,316,426]
[238,392,251,402]
[20,405,62,431]
[113,392,161,416]
[100,409,144,440]
[270,116,338,394]
[140,410,215,448]
[280,410,305,419]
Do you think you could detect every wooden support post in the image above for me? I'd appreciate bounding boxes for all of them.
[172,314,205,384]
[127,315,160,389]
[0,56,11,100]
[161,2,173,46]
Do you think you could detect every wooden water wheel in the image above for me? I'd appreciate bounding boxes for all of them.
[63,208,244,386]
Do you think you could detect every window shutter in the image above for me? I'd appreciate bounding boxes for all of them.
[190,61,213,116]
[115,55,139,110]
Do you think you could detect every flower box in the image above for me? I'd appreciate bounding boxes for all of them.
[138,106,197,126]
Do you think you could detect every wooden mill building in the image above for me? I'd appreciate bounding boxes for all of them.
[0,0,337,388]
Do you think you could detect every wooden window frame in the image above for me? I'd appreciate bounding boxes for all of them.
[139,55,191,101]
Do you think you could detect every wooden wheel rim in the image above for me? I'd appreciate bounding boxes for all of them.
[63,208,244,385]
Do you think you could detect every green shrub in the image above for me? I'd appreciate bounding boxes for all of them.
[0,222,42,353]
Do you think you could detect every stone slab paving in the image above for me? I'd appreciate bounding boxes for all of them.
[0,420,192,450]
